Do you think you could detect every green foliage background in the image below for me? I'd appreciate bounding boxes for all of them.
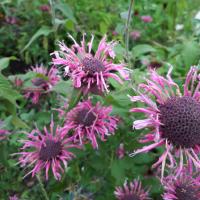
[0,0,200,199]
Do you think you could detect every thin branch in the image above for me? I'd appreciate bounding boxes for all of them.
[125,0,134,63]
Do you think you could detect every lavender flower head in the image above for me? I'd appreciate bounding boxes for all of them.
[114,179,151,200]
[64,100,118,149]
[130,30,141,40]
[24,65,60,104]
[130,66,200,178]
[162,167,200,200]
[9,195,18,200]
[51,34,129,94]
[16,119,80,180]
[141,16,153,23]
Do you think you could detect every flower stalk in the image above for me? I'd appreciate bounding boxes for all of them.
[125,0,134,64]
[36,174,49,200]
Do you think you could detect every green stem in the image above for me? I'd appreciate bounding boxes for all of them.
[125,0,134,64]
[36,174,49,200]
[68,90,83,110]
[49,0,56,31]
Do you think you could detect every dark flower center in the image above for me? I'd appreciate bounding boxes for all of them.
[82,57,105,75]
[159,96,200,148]
[32,78,47,87]
[175,184,199,200]
[121,194,140,200]
[148,61,162,69]
[76,109,96,126]
[39,140,62,161]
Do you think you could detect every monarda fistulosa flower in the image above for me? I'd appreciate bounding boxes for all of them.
[114,179,151,200]
[51,34,129,95]
[64,100,118,149]
[24,65,60,104]
[130,66,200,178]
[162,167,200,200]
[16,119,81,180]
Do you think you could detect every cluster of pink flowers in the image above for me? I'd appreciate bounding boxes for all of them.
[15,34,127,184]
[129,14,153,42]
[11,32,200,199]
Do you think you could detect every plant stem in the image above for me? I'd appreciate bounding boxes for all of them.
[125,0,134,64]
[49,0,56,31]
[36,174,49,200]
[68,90,83,111]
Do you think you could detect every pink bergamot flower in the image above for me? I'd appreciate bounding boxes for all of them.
[9,195,19,200]
[24,65,60,104]
[130,66,200,178]
[114,179,151,200]
[130,30,141,40]
[64,100,118,149]
[16,119,80,180]
[162,167,200,200]
[51,34,129,94]
[141,16,153,23]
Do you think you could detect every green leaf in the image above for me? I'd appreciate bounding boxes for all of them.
[181,41,200,67]
[21,26,53,52]
[55,3,76,23]
[11,115,29,129]
[100,22,108,33]
[52,80,72,96]
[132,44,156,58]
[111,158,133,184]
[0,143,9,167]
[0,74,22,106]
[0,56,16,71]
[65,20,75,31]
